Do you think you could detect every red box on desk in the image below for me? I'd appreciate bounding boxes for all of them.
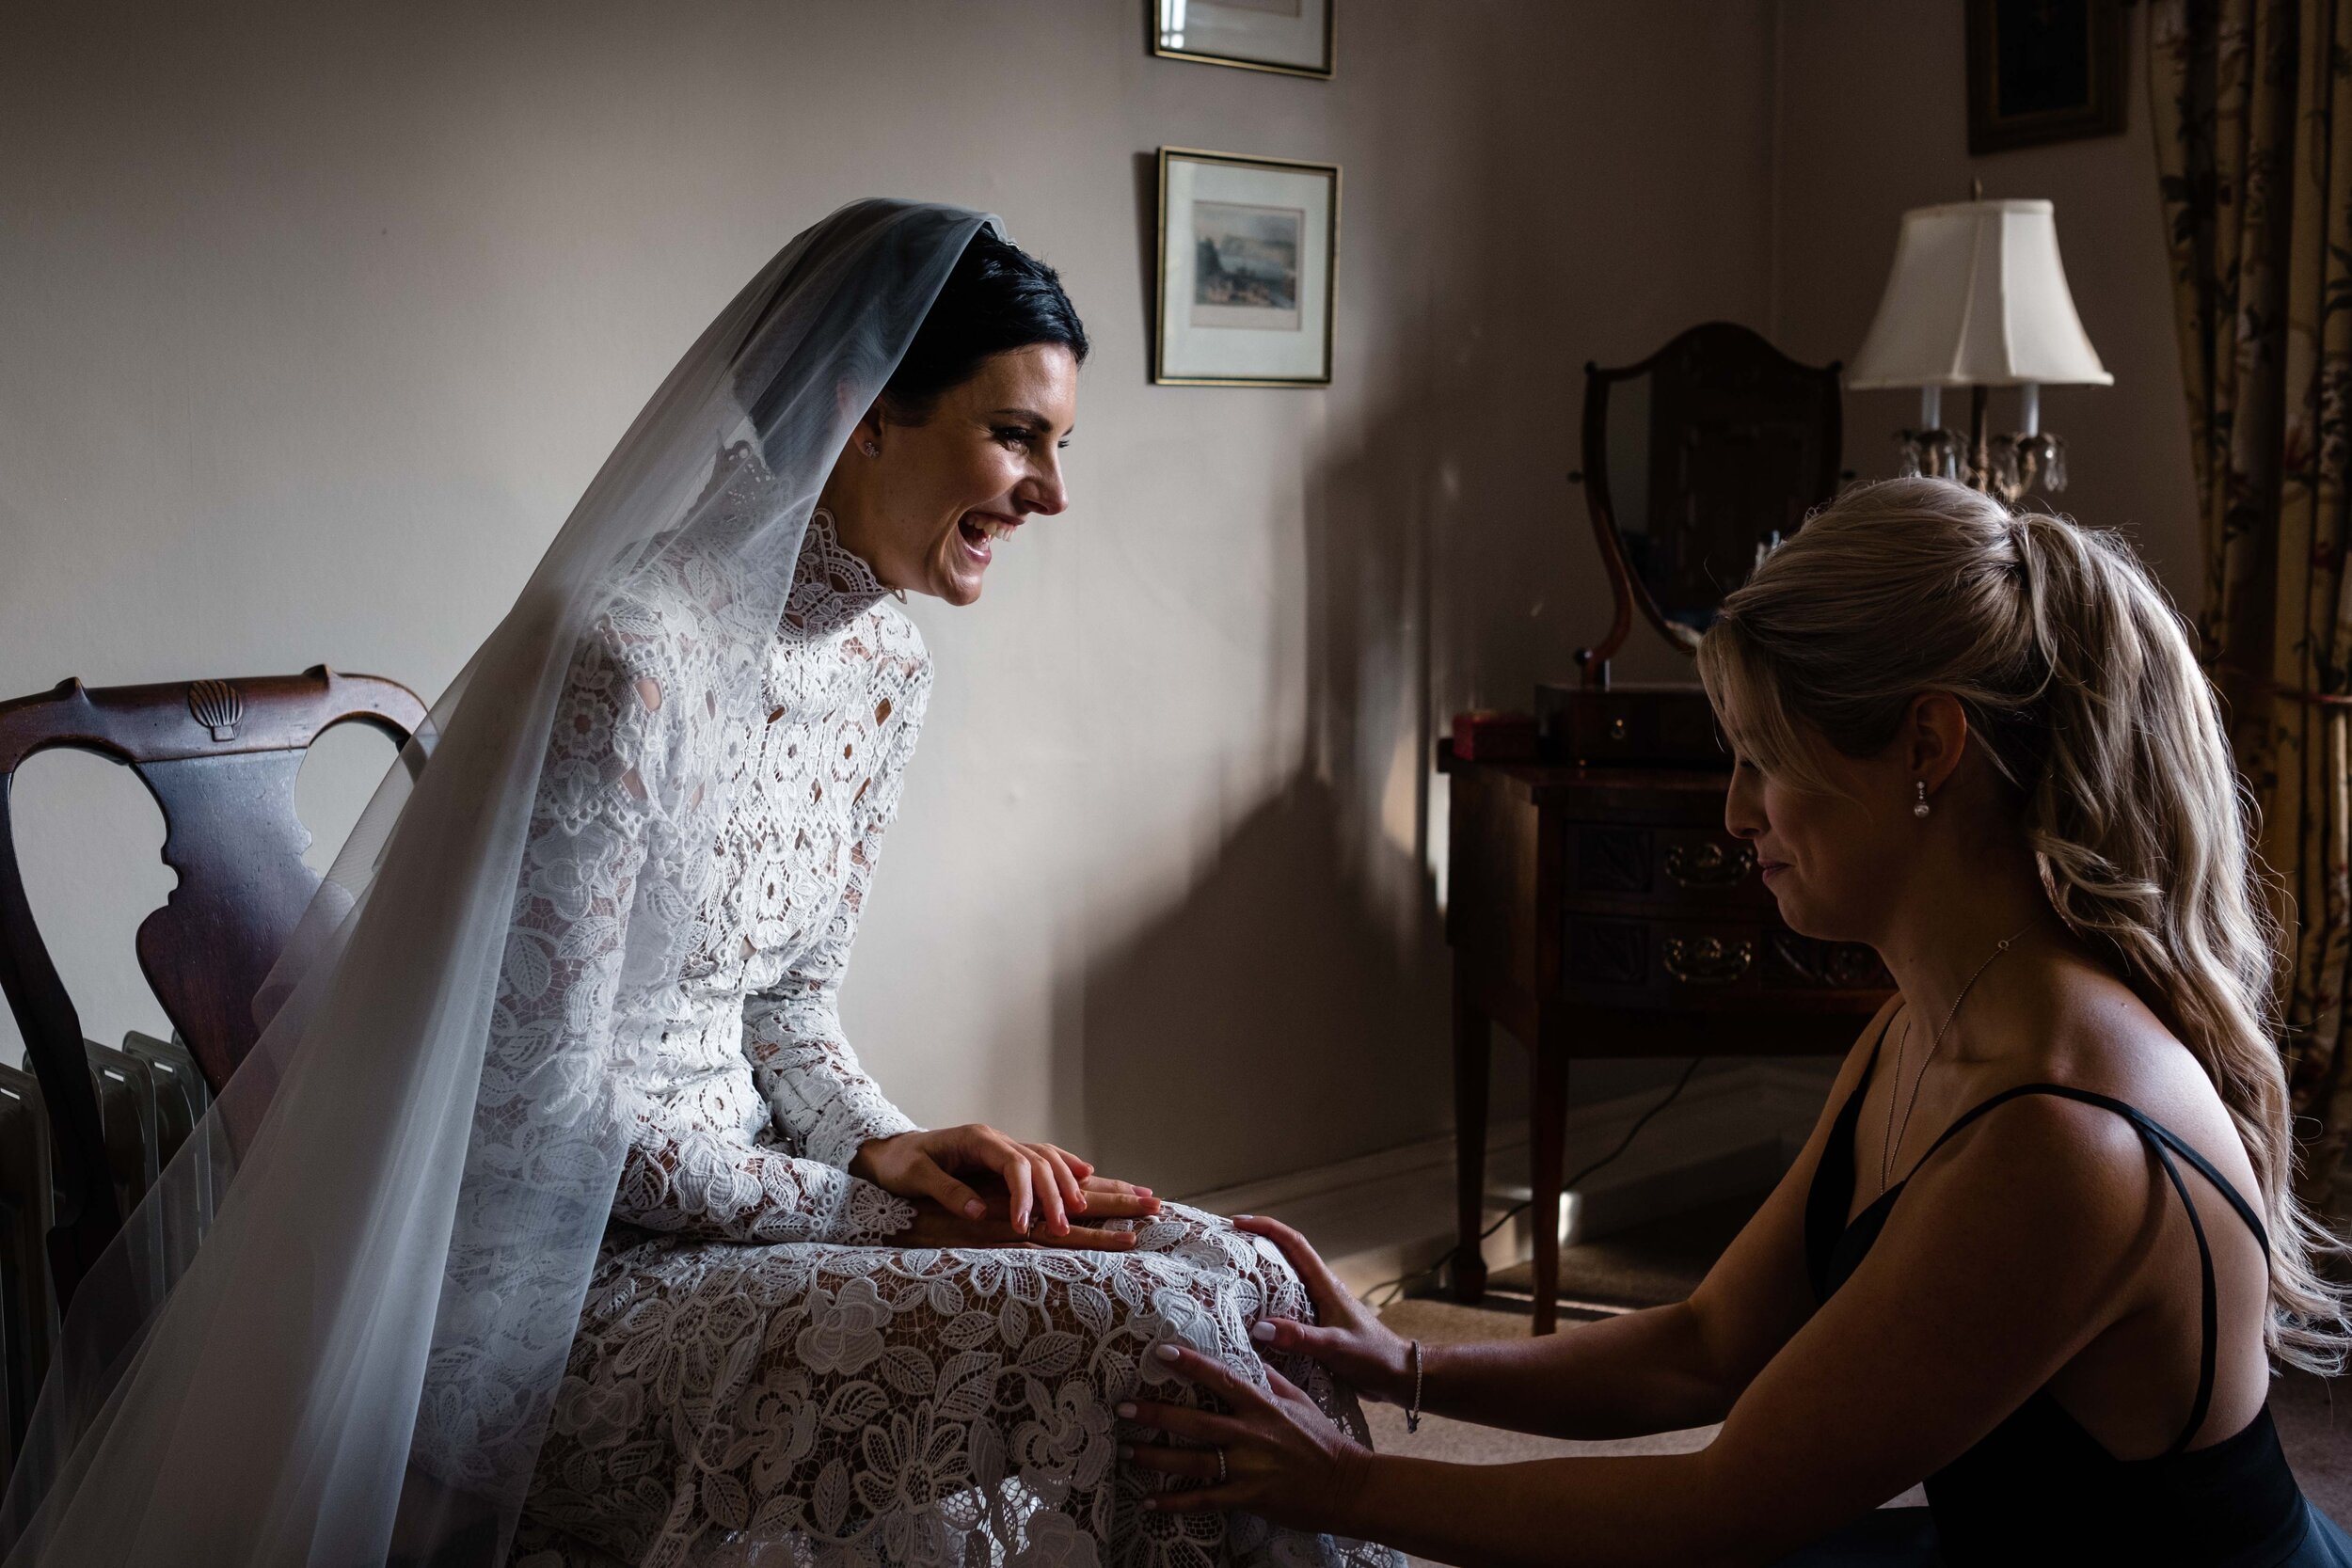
[1450,710,1539,762]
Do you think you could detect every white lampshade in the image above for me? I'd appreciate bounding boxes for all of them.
[1848,198,2112,389]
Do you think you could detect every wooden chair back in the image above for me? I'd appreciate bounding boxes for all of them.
[0,665,427,1305]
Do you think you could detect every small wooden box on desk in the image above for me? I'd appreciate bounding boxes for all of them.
[1438,738,1891,1333]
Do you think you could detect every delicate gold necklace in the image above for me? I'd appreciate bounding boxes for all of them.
[1880,915,2043,1195]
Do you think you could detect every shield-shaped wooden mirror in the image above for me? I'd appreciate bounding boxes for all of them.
[1574,322,1845,678]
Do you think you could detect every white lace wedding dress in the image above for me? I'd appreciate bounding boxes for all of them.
[496,447,1394,1568]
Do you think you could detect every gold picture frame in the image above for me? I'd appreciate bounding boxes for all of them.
[1149,0,1335,81]
[1153,146,1341,388]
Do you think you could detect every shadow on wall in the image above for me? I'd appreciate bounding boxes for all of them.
[1077,156,1463,1197]
[1071,9,1756,1196]
[1079,778,1452,1197]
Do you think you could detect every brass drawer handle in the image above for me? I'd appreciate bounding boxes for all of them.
[1664,841,1755,889]
[1663,935,1754,984]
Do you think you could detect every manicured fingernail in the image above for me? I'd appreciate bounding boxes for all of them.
[1232,1212,1252,1221]
[1117,1402,1137,1418]
[1249,1321,1277,1342]
[1138,1187,1155,1196]
[1154,1343,1182,1362]
[963,1199,987,1219]
[1141,1497,1158,1512]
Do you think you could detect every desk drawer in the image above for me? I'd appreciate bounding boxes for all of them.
[1561,915,1888,1006]
[1564,823,1774,912]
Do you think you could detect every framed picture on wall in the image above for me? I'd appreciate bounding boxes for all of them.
[1151,0,1334,80]
[1153,147,1340,388]
[1964,0,2126,153]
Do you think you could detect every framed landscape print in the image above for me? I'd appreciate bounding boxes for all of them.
[1964,0,2125,153]
[1152,0,1334,80]
[1153,147,1340,387]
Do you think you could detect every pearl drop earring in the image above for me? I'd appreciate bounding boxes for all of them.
[1913,781,1931,819]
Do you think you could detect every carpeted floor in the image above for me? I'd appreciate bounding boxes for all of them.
[1366,1196,2351,1557]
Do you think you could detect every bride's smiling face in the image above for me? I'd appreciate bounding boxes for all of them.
[825,343,1078,607]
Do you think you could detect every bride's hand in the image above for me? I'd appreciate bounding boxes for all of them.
[852,1125,1157,1236]
[1232,1215,1414,1405]
[890,1183,1153,1251]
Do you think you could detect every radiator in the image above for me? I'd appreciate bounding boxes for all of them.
[0,1029,210,1484]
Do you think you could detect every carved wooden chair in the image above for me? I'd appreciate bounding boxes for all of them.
[0,666,428,1325]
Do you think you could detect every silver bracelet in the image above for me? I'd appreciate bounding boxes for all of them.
[1406,1338,1423,1434]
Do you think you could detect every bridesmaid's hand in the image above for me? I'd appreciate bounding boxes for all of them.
[854,1124,1161,1235]
[1232,1215,1414,1406]
[1121,1343,1374,1532]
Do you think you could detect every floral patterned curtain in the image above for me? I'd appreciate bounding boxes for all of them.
[2153,0,2352,1212]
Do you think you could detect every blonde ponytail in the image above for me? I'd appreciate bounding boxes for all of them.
[1698,477,2351,1372]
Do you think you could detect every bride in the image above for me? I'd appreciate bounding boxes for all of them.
[0,202,1394,1568]
[494,216,1388,1568]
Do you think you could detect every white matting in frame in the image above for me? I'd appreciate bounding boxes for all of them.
[1152,0,1334,78]
[1155,148,1339,387]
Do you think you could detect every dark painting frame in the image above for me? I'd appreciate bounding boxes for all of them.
[1965,0,2126,154]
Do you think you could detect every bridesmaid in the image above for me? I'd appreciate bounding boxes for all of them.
[1129,480,2352,1566]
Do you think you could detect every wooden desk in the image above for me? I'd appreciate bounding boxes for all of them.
[1441,748,1890,1332]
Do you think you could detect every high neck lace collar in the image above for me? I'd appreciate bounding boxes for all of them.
[786,508,891,635]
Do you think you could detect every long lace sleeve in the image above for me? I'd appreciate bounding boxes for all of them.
[742,661,930,1170]
[530,572,913,1249]
[612,1117,913,1244]
[493,616,663,1177]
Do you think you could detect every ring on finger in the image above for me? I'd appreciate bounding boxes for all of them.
[1214,1448,1227,1485]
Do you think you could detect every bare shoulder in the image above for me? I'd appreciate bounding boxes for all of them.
[2041,963,2259,1192]
[1918,961,2258,1240]
[1909,1090,2153,1241]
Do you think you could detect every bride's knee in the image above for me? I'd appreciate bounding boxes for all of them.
[1134,1204,1319,1323]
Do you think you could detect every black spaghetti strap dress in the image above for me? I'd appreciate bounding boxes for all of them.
[1772,1022,2352,1566]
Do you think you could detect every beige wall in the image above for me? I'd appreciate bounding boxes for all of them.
[1771,0,2201,595]
[0,0,1781,1195]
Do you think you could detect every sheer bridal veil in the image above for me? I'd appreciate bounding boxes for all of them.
[0,198,991,1566]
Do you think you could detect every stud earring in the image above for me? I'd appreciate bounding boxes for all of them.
[861,439,881,457]
[1913,781,1931,819]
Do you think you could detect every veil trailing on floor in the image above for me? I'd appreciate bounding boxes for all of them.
[0,198,990,1566]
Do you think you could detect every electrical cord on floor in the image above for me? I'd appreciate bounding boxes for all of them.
[1358,1054,1710,1310]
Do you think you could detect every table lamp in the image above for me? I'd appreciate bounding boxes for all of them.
[1848,195,2111,502]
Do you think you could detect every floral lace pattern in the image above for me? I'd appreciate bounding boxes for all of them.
[491,449,1395,1568]
[514,1206,1394,1568]
[594,494,930,1249]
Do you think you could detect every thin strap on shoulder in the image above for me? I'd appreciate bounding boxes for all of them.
[1917,1085,2270,1254]
[1915,1083,2268,1458]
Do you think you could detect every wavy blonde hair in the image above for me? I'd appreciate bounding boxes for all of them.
[1696,476,2350,1373]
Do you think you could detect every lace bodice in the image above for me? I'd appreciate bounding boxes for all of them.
[497,446,929,1253]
